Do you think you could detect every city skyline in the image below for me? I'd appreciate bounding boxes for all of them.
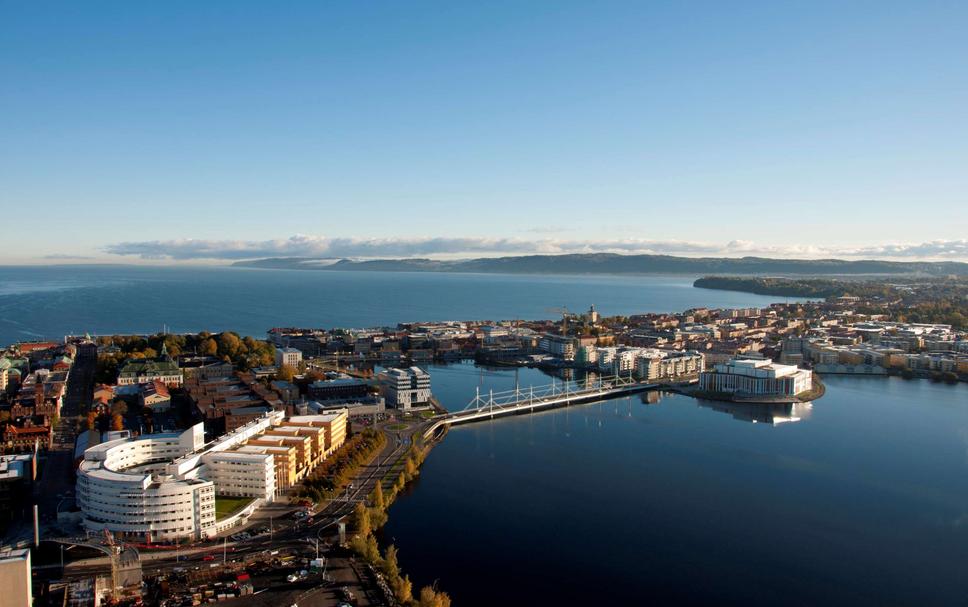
[3,1,967,263]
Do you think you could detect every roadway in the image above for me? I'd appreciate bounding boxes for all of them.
[9,342,95,546]
[61,420,425,605]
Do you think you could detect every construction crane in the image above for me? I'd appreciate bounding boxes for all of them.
[545,306,573,336]
[103,529,122,602]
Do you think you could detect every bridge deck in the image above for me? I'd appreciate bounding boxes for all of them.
[424,376,656,439]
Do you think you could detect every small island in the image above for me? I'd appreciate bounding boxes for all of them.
[691,359,826,404]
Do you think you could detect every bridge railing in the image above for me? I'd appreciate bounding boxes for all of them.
[459,373,640,415]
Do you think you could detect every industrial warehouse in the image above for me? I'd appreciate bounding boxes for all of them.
[76,409,347,542]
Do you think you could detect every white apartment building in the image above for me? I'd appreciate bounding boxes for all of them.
[480,325,510,343]
[378,367,431,409]
[636,350,705,381]
[200,451,275,500]
[539,334,577,361]
[595,347,640,375]
[77,412,283,541]
[576,345,599,365]
[699,358,812,397]
[275,347,303,369]
[595,347,617,371]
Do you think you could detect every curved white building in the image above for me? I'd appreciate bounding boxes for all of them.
[77,414,281,542]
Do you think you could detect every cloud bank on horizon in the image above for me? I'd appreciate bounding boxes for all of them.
[102,235,968,262]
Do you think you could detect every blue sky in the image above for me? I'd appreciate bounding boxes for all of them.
[2,1,966,263]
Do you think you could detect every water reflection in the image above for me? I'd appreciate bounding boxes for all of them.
[388,373,968,607]
[696,398,813,425]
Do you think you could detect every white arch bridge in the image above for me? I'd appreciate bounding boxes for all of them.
[423,374,657,439]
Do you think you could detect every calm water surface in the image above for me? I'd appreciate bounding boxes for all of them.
[6,266,963,605]
[0,265,796,344]
[386,365,968,606]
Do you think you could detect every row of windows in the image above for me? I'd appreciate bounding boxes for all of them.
[83,495,196,506]
[87,513,194,525]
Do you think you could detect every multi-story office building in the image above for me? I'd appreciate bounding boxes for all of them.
[77,413,282,541]
[275,347,303,369]
[308,376,369,401]
[539,334,577,361]
[263,425,327,467]
[200,451,275,500]
[117,345,183,386]
[235,444,297,492]
[77,424,216,541]
[378,367,431,409]
[184,373,284,425]
[248,435,311,478]
[285,411,348,457]
[74,409,348,539]
[699,358,812,397]
[177,355,234,380]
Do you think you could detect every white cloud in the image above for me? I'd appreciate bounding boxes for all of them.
[102,236,968,262]
[42,254,96,260]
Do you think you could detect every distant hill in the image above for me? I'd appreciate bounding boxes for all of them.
[233,253,968,276]
[693,276,895,298]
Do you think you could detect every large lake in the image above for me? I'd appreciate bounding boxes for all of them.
[0,265,794,344]
[6,266,964,605]
[385,364,968,606]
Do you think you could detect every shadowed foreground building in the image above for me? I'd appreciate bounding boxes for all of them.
[0,549,32,607]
